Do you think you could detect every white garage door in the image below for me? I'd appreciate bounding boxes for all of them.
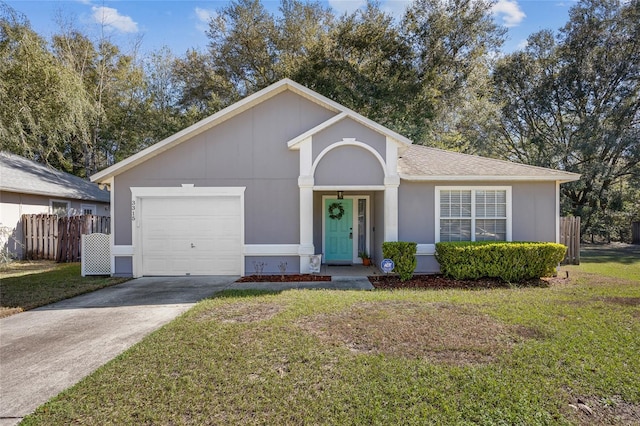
[140,196,242,276]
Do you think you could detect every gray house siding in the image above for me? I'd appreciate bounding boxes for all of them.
[111,90,335,275]
[398,182,434,243]
[397,180,559,274]
[114,90,334,246]
[314,146,385,186]
[245,255,300,275]
[97,79,574,278]
[511,182,557,242]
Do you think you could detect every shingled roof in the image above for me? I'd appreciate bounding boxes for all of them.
[398,145,580,182]
[0,152,110,202]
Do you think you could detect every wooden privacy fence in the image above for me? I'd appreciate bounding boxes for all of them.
[633,221,640,244]
[560,216,581,265]
[22,214,110,262]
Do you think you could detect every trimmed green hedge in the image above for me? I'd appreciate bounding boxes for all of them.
[382,242,417,281]
[435,241,567,283]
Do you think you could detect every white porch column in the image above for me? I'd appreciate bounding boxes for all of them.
[298,138,315,273]
[384,137,400,242]
[384,176,400,242]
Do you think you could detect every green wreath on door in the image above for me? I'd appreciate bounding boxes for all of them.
[328,202,345,220]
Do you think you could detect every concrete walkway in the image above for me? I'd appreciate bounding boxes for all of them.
[0,275,372,425]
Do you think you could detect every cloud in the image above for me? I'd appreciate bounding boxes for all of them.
[517,39,529,50]
[195,7,217,32]
[328,0,367,16]
[492,0,526,27]
[91,6,138,33]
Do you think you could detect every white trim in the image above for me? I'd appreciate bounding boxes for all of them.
[555,181,560,244]
[130,186,246,278]
[322,195,370,264]
[386,138,399,177]
[49,199,70,216]
[112,245,133,256]
[416,244,436,256]
[107,177,115,275]
[288,113,348,148]
[401,174,580,183]
[287,111,412,150]
[435,186,512,243]
[311,139,388,178]
[313,185,385,191]
[244,244,300,256]
[299,138,313,176]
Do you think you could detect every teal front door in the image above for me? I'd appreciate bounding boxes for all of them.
[325,198,353,263]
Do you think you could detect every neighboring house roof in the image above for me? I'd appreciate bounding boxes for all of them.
[399,145,580,182]
[0,152,110,202]
[92,79,412,183]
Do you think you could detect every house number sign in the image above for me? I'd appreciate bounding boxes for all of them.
[131,200,136,221]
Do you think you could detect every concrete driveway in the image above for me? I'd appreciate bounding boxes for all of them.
[0,275,373,425]
[0,276,237,425]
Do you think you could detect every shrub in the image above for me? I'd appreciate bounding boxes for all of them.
[435,242,567,283]
[382,242,417,281]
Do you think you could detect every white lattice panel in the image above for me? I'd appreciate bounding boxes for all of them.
[81,233,111,276]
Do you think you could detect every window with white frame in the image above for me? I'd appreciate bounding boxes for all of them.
[81,204,96,215]
[436,187,511,242]
[50,200,69,216]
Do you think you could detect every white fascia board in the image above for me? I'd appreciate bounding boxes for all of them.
[285,78,412,147]
[399,174,581,183]
[287,112,348,149]
[313,185,386,191]
[287,111,413,150]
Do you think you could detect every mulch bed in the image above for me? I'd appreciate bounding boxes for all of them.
[368,274,555,290]
[236,274,331,283]
[236,273,563,288]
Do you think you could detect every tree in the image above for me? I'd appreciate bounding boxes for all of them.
[492,0,640,239]
[52,27,151,170]
[0,4,93,173]
[401,0,505,146]
[172,49,238,121]
[293,2,423,139]
[206,0,280,95]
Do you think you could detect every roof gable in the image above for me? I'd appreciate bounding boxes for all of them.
[90,78,579,184]
[91,79,410,183]
[0,152,110,202]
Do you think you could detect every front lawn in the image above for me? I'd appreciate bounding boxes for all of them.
[22,248,640,425]
[0,262,129,318]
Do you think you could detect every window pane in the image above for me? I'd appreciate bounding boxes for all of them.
[440,219,472,242]
[52,201,68,216]
[358,199,366,255]
[476,219,506,241]
[475,190,506,218]
[440,191,450,217]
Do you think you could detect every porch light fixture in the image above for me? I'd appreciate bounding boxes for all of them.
[337,191,344,200]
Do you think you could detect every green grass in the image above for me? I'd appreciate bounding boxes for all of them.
[0,262,128,317]
[564,244,640,281]
[21,247,640,425]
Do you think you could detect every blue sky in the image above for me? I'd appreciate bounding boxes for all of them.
[6,0,578,55]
